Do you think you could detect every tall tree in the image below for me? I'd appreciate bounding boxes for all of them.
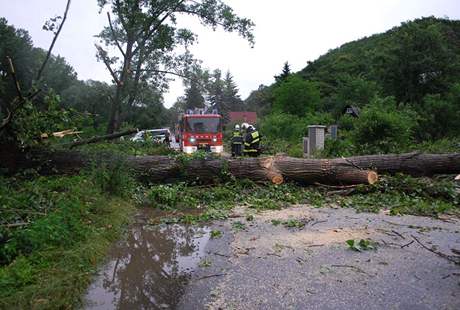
[96,0,254,133]
[221,70,242,120]
[184,77,204,110]
[207,69,223,109]
[377,19,458,104]
[274,61,291,83]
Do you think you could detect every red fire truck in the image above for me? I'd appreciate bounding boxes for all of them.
[177,109,224,154]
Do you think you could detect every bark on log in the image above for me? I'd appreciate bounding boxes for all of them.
[340,152,460,176]
[2,150,459,185]
[0,149,375,185]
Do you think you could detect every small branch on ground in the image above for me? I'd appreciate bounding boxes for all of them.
[2,222,30,228]
[401,240,414,248]
[411,234,460,265]
[196,273,227,281]
[392,230,406,239]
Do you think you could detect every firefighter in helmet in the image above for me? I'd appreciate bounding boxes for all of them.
[231,124,243,157]
[243,124,261,157]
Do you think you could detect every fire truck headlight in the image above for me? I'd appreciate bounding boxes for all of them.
[189,136,196,144]
[212,137,217,143]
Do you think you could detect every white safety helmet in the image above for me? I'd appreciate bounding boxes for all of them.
[235,124,240,130]
[241,123,250,130]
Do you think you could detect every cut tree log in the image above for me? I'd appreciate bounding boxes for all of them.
[341,152,460,176]
[2,150,459,185]
[0,149,374,185]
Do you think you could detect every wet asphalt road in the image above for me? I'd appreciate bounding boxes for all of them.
[85,206,460,310]
[179,206,460,310]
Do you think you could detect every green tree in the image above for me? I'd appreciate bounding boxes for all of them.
[223,71,242,108]
[245,84,273,116]
[350,96,416,154]
[272,75,320,116]
[61,80,113,129]
[207,69,224,110]
[415,90,460,140]
[380,19,458,104]
[184,78,205,110]
[0,18,35,109]
[274,61,291,83]
[96,0,254,133]
[319,74,381,118]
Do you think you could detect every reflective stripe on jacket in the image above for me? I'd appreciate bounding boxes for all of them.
[232,131,243,144]
[244,130,260,148]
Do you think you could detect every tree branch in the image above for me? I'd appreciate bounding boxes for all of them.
[0,109,12,131]
[107,12,126,58]
[132,0,187,55]
[36,0,72,82]
[115,0,128,31]
[95,44,121,86]
[68,128,138,149]
[6,56,23,100]
[120,68,190,79]
[0,59,41,133]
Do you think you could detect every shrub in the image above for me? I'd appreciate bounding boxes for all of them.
[272,75,321,116]
[349,96,416,154]
[259,113,306,143]
[415,93,460,140]
[89,157,135,197]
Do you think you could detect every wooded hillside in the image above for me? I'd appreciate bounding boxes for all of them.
[246,17,460,157]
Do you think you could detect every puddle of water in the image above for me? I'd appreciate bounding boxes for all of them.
[85,221,211,310]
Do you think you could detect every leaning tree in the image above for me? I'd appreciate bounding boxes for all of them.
[95,0,255,133]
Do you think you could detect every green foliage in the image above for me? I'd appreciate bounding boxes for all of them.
[349,97,416,154]
[199,258,212,267]
[415,91,460,140]
[249,17,460,155]
[88,157,135,197]
[272,75,321,116]
[210,230,222,238]
[97,0,254,132]
[259,113,306,143]
[8,91,80,146]
[338,174,459,216]
[380,19,459,104]
[232,221,246,231]
[0,173,135,308]
[282,219,306,229]
[140,181,325,223]
[274,61,291,83]
[346,239,376,252]
[260,111,333,144]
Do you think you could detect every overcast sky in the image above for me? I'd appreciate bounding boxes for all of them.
[1,0,459,108]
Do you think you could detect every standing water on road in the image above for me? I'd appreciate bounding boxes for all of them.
[85,212,211,310]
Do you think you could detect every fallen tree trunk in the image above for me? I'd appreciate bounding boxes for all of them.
[2,150,459,185]
[341,152,460,176]
[127,155,378,185]
[67,128,138,149]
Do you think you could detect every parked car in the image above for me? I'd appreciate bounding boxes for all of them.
[130,128,171,144]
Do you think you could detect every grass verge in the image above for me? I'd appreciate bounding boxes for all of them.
[0,170,135,309]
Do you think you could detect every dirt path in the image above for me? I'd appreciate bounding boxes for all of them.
[85,206,460,309]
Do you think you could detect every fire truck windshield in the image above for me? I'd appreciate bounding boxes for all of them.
[185,117,222,133]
